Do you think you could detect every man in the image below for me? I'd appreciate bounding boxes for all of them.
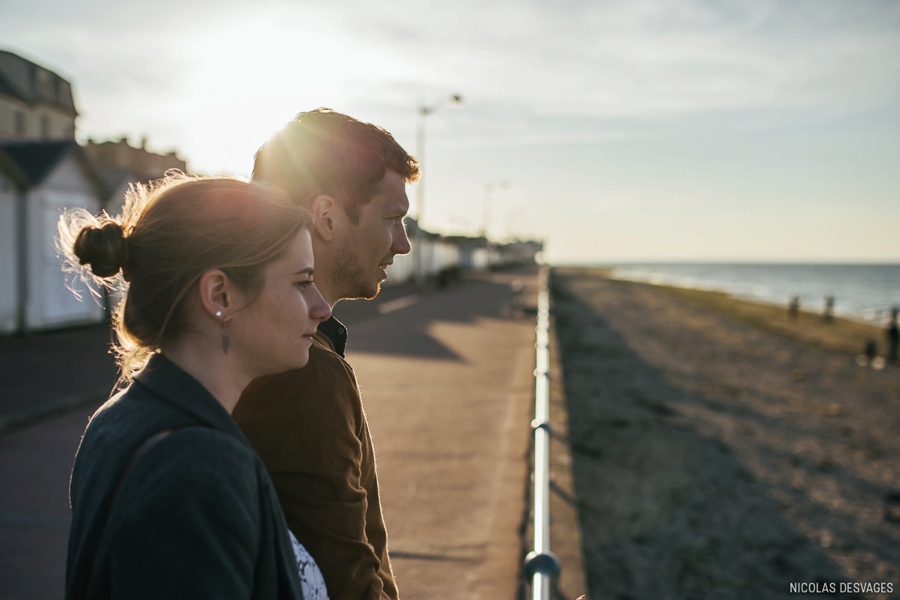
[888,307,899,364]
[232,109,418,600]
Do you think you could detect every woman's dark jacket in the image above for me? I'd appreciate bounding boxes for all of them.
[65,354,304,600]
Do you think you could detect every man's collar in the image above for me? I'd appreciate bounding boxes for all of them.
[317,316,348,357]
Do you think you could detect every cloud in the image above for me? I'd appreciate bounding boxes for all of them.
[333,0,900,118]
[6,0,898,136]
[2,0,898,260]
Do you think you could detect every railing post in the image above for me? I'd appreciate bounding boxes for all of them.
[524,266,560,600]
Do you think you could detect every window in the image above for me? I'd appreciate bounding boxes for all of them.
[36,69,52,101]
[14,110,25,136]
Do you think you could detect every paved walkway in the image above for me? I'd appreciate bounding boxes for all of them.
[0,326,116,432]
[346,271,539,600]
[0,269,540,600]
[0,406,94,600]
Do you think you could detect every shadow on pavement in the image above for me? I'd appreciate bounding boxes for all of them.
[0,405,98,600]
[0,325,118,420]
[341,274,530,361]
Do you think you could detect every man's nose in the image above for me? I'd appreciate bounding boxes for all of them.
[392,221,412,256]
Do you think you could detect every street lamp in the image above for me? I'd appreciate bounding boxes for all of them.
[415,94,462,225]
[414,93,463,284]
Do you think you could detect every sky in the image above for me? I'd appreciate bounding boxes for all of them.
[1,0,898,263]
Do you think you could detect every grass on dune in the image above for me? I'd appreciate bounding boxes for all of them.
[552,266,891,358]
[653,285,887,358]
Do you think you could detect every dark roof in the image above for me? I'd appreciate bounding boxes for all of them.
[0,140,74,185]
[0,146,29,188]
[0,69,20,100]
[444,234,489,244]
[0,50,77,115]
[0,140,107,199]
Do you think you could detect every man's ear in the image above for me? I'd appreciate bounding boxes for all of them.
[197,269,234,320]
[310,194,336,242]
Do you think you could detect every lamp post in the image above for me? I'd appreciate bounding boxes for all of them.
[414,93,463,284]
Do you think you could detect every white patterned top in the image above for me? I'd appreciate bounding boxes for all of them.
[288,530,329,600]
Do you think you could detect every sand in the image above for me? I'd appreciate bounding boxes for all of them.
[551,267,900,600]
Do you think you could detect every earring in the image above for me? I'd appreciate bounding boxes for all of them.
[215,311,222,317]
[220,321,230,355]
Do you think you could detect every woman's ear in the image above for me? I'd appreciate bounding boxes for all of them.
[197,269,233,320]
[310,194,336,242]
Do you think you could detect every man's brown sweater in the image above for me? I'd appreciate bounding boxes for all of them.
[233,324,397,600]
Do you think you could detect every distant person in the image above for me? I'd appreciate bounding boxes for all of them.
[233,109,417,600]
[823,296,835,323]
[61,177,332,599]
[865,340,878,363]
[888,307,899,364]
[788,295,801,320]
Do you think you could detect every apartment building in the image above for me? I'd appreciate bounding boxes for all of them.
[0,50,76,142]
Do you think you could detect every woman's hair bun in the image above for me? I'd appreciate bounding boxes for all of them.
[73,222,128,278]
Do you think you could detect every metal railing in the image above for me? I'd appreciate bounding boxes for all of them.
[523,267,560,600]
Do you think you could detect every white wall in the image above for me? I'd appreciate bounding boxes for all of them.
[103,176,134,216]
[385,251,414,285]
[418,239,460,276]
[471,248,489,271]
[383,237,463,286]
[25,153,105,330]
[0,175,18,333]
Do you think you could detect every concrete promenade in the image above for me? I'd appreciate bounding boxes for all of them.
[0,269,547,600]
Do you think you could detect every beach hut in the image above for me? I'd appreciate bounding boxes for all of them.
[0,149,29,333]
[0,139,108,334]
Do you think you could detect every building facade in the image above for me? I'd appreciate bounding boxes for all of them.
[0,50,195,335]
[0,50,77,142]
[0,140,108,334]
[84,136,189,215]
[84,136,187,183]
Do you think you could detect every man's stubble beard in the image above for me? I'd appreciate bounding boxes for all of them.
[333,230,382,301]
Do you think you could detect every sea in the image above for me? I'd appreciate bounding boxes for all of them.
[600,263,900,325]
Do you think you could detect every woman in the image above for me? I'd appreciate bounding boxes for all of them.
[60,176,331,599]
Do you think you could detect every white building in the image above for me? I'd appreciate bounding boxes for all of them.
[384,221,541,286]
[0,140,108,334]
[84,136,189,216]
[0,50,77,142]
[0,51,191,335]
[0,151,28,333]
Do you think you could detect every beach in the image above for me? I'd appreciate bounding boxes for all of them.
[552,267,900,599]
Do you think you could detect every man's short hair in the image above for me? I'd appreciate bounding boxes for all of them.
[253,108,419,222]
